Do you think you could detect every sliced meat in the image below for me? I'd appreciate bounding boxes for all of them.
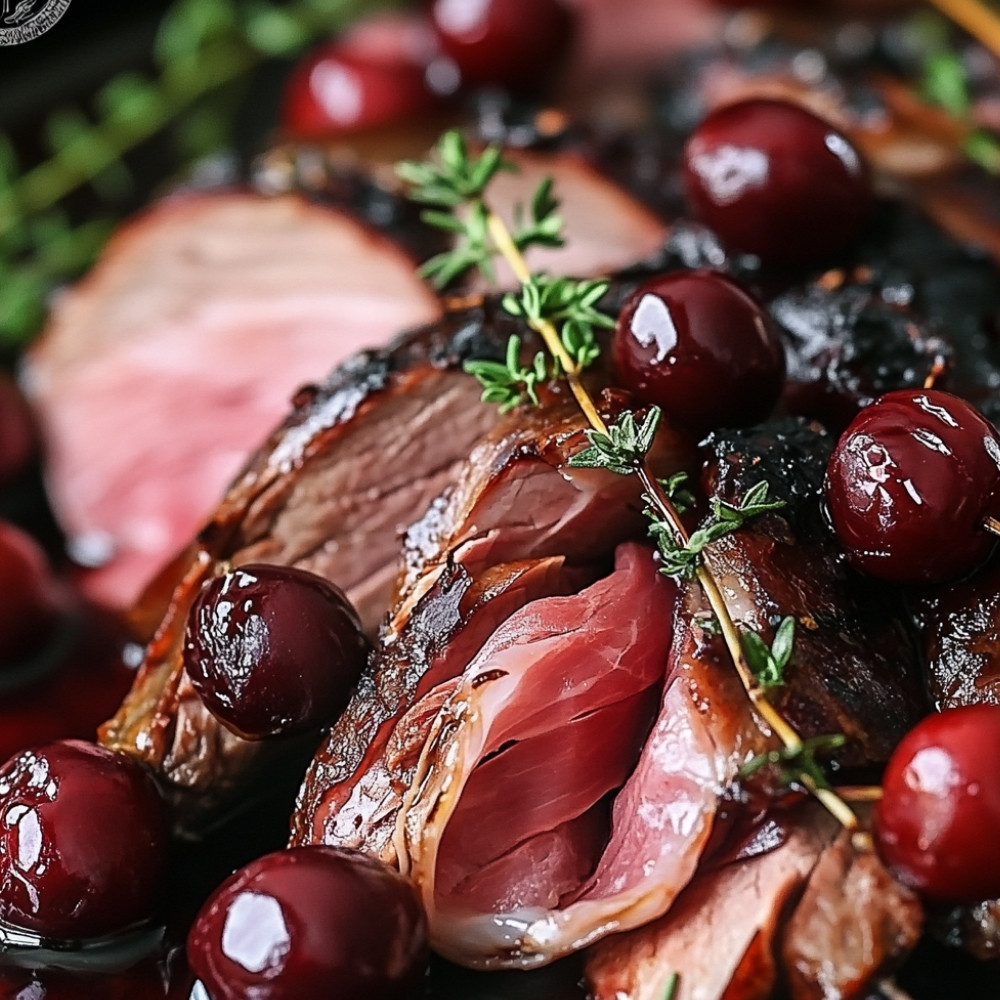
[584,808,839,1000]
[290,554,599,863]
[781,827,924,1000]
[98,300,529,835]
[292,395,694,859]
[25,191,441,608]
[479,148,669,287]
[400,543,698,969]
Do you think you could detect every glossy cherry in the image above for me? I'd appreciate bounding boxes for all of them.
[0,372,37,485]
[282,34,440,140]
[875,705,1000,903]
[0,740,168,941]
[187,846,428,1000]
[612,269,785,434]
[429,0,576,93]
[683,98,871,266]
[183,564,369,740]
[0,519,66,670]
[824,389,1000,584]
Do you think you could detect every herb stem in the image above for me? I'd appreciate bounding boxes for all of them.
[484,206,859,834]
[925,0,1000,61]
[485,209,609,434]
[638,464,857,830]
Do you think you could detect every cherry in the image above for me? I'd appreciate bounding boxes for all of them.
[429,0,576,94]
[824,389,1000,584]
[683,98,872,267]
[612,269,785,434]
[0,740,168,941]
[187,846,428,1000]
[0,519,67,670]
[875,705,1000,903]
[282,32,441,140]
[183,564,369,740]
[0,371,37,485]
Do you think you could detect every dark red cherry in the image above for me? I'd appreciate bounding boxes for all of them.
[0,372,37,485]
[824,389,1000,584]
[187,846,428,1000]
[429,0,576,93]
[0,740,168,941]
[183,564,369,740]
[683,98,871,266]
[282,33,440,139]
[875,705,1000,903]
[0,519,66,670]
[612,269,785,434]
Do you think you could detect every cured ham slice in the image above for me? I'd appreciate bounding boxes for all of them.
[401,543,697,969]
[26,191,441,608]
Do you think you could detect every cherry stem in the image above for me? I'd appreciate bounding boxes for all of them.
[925,0,1000,62]
[984,515,1000,537]
[485,204,860,834]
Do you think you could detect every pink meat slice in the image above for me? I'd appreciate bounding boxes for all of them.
[25,191,441,608]
[397,543,740,969]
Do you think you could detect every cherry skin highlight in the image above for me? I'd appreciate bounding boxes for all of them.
[0,740,168,941]
[187,846,428,1000]
[824,389,1000,584]
[683,98,871,266]
[282,40,440,139]
[429,0,576,93]
[183,564,370,740]
[612,269,785,434]
[875,705,1000,903]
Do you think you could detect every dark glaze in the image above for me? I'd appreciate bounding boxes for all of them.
[700,419,927,766]
[910,556,1000,709]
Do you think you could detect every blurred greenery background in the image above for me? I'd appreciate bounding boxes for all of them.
[0,0,386,351]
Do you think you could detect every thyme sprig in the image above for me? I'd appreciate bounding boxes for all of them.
[742,616,796,689]
[398,130,859,833]
[741,734,848,790]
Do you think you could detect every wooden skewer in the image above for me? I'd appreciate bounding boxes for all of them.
[926,0,1000,62]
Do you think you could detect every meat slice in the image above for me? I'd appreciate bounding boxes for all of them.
[585,808,839,1000]
[781,827,923,1000]
[909,557,1000,711]
[291,394,694,859]
[291,554,599,863]
[25,191,441,609]
[98,300,527,835]
[400,543,695,969]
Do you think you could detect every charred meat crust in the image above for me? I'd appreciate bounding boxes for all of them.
[699,420,928,766]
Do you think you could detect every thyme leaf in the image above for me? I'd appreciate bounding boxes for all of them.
[463,335,548,412]
[663,972,680,1000]
[741,616,796,688]
[503,275,611,370]
[653,481,784,580]
[568,407,662,475]
[740,733,847,790]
